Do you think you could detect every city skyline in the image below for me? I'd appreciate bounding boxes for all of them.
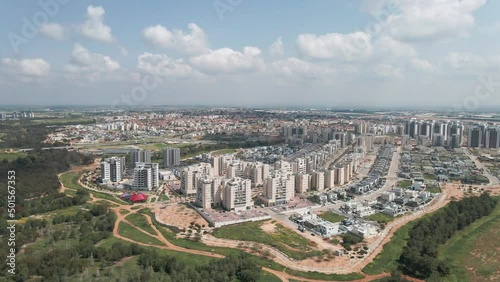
[1,0,500,108]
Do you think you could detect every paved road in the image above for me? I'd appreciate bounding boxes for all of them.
[463,148,500,185]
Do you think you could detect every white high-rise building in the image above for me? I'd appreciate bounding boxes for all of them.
[196,176,224,210]
[312,171,325,191]
[130,149,151,168]
[335,166,345,185]
[133,162,159,190]
[223,178,252,211]
[163,147,181,167]
[293,158,307,174]
[264,174,295,206]
[324,169,335,189]
[101,157,123,183]
[295,173,310,193]
[197,177,213,210]
[181,163,213,195]
[249,163,264,186]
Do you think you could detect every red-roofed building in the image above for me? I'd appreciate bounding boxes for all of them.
[129,193,148,203]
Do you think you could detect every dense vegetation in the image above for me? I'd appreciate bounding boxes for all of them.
[0,203,117,281]
[0,120,62,148]
[0,149,93,218]
[340,233,364,250]
[399,193,497,280]
[138,251,262,282]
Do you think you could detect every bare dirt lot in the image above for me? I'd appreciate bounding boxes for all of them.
[260,221,277,233]
[153,203,208,229]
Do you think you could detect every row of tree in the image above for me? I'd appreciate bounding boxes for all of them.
[399,193,497,279]
[138,251,262,282]
[0,204,117,281]
[0,148,94,219]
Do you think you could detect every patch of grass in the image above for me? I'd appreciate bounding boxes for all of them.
[362,220,418,275]
[440,202,500,282]
[117,222,164,246]
[318,211,345,223]
[212,220,322,260]
[59,171,85,190]
[424,174,437,180]
[97,236,124,249]
[258,271,282,282]
[96,200,119,208]
[142,208,365,281]
[426,186,442,193]
[284,269,364,281]
[91,190,129,205]
[31,117,95,125]
[0,151,27,162]
[396,180,413,188]
[125,213,157,236]
[211,148,238,156]
[159,194,169,201]
[119,209,130,215]
[365,213,394,224]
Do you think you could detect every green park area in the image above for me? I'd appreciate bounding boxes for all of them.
[0,151,27,162]
[125,213,157,235]
[396,180,413,188]
[212,220,322,260]
[365,213,394,224]
[318,211,345,223]
[117,222,164,246]
[440,201,500,282]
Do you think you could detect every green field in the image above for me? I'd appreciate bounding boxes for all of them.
[211,148,238,156]
[92,238,280,282]
[424,174,437,180]
[440,202,500,282]
[284,269,364,281]
[91,190,129,205]
[117,222,164,246]
[362,220,418,275]
[59,171,85,190]
[125,213,157,235]
[318,211,345,223]
[212,220,322,260]
[426,186,442,193]
[159,193,169,201]
[140,208,366,281]
[365,213,394,224]
[31,117,95,125]
[396,180,413,188]
[0,151,27,161]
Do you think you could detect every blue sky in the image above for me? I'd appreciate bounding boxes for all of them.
[1,0,500,109]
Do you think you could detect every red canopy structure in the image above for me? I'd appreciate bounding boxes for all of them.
[129,193,148,202]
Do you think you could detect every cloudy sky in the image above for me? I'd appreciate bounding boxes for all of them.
[1,0,500,109]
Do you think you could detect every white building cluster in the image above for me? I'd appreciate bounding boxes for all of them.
[179,136,374,211]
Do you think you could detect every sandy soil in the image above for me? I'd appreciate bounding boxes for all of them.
[260,221,277,233]
[153,203,208,229]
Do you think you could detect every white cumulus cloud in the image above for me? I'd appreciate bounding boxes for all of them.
[142,23,209,55]
[2,58,50,76]
[373,0,487,42]
[39,23,64,40]
[190,47,265,74]
[410,58,436,72]
[64,43,120,73]
[269,37,284,57]
[138,53,201,78]
[444,51,487,70]
[272,57,336,78]
[80,5,114,43]
[297,32,373,61]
